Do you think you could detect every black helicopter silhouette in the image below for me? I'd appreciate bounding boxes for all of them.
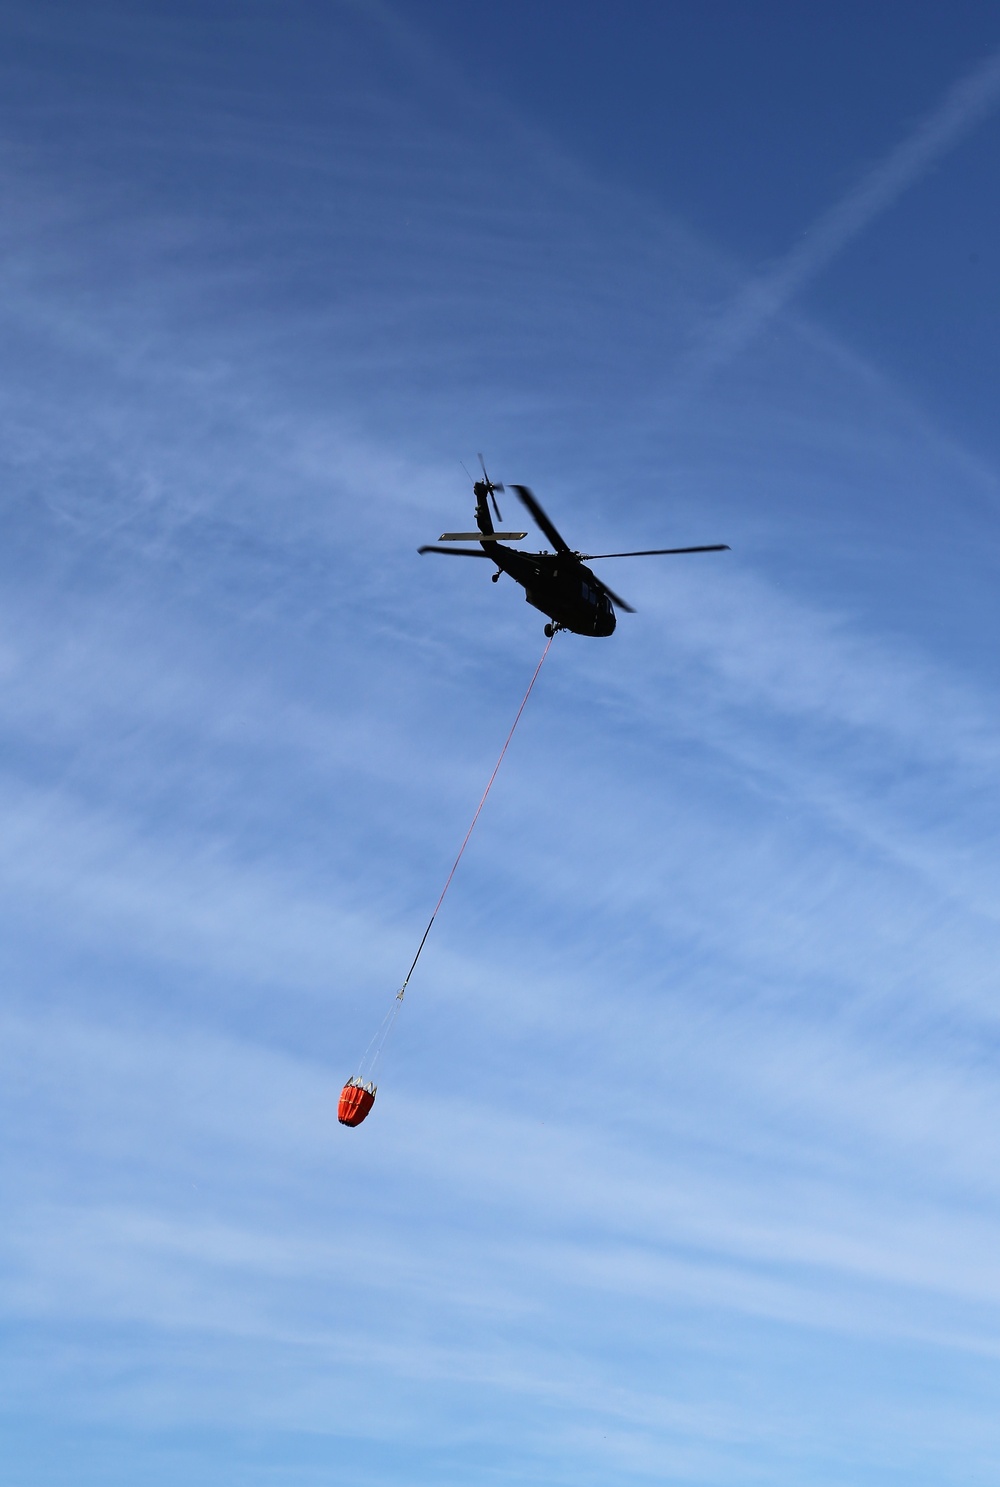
[419,457,729,637]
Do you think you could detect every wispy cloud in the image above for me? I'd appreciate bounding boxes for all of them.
[4,5,1000,1484]
[681,43,1000,387]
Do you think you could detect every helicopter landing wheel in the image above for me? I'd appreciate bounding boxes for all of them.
[491,571,500,583]
[543,623,554,638]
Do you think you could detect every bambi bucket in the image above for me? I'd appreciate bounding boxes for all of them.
[338,1078,376,1127]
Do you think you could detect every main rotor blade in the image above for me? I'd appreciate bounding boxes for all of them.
[510,484,572,555]
[580,544,730,558]
[418,545,492,557]
[590,574,635,614]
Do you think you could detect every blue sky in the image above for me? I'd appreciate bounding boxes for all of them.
[3,3,1000,1483]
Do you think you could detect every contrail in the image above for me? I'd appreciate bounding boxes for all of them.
[683,44,1000,387]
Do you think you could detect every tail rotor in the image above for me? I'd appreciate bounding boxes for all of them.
[477,452,504,523]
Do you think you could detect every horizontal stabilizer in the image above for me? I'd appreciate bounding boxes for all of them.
[438,531,527,542]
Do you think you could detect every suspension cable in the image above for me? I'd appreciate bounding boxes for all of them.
[353,633,555,1085]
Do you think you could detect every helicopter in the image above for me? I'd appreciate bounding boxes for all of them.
[419,457,729,637]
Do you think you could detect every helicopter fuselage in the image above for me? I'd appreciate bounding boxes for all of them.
[488,543,616,636]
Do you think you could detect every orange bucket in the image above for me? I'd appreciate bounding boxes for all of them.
[338,1078,376,1127]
